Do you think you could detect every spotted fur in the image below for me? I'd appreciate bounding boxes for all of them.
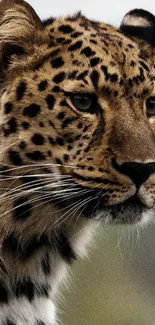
[0,1,155,324]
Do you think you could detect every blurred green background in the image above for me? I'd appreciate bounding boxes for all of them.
[60,224,155,325]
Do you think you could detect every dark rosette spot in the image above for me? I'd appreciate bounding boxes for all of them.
[23,104,41,118]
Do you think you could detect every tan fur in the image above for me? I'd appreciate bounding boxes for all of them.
[0,0,154,295]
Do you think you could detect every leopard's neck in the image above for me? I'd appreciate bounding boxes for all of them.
[0,219,96,325]
[0,251,65,325]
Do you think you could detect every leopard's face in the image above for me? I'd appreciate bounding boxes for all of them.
[0,1,155,232]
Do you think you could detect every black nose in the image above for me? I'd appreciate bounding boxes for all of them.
[112,159,155,188]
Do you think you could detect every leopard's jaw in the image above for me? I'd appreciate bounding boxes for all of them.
[0,1,154,324]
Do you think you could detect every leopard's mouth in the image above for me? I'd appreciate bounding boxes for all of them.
[39,176,152,224]
[82,194,149,224]
[102,195,147,224]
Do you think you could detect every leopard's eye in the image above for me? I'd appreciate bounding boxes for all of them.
[146,97,155,117]
[70,94,93,111]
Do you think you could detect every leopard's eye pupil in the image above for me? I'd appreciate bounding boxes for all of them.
[70,94,92,111]
[146,97,155,116]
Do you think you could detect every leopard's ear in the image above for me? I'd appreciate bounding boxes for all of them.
[0,0,43,71]
[120,9,155,46]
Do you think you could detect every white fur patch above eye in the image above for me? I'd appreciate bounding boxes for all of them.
[123,15,151,27]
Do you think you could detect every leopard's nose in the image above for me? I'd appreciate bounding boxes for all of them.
[112,159,155,188]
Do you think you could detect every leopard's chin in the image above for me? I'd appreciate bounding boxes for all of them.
[46,180,153,226]
[95,195,153,225]
[81,193,153,225]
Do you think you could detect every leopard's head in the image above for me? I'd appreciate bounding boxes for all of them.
[0,1,155,235]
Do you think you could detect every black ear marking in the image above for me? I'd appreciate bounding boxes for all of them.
[120,9,155,45]
[2,43,27,69]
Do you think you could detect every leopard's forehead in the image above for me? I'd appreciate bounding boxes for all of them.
[4,14,152,104]
[43,15,142,69]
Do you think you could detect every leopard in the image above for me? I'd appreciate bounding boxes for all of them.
[0,1,155,324]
